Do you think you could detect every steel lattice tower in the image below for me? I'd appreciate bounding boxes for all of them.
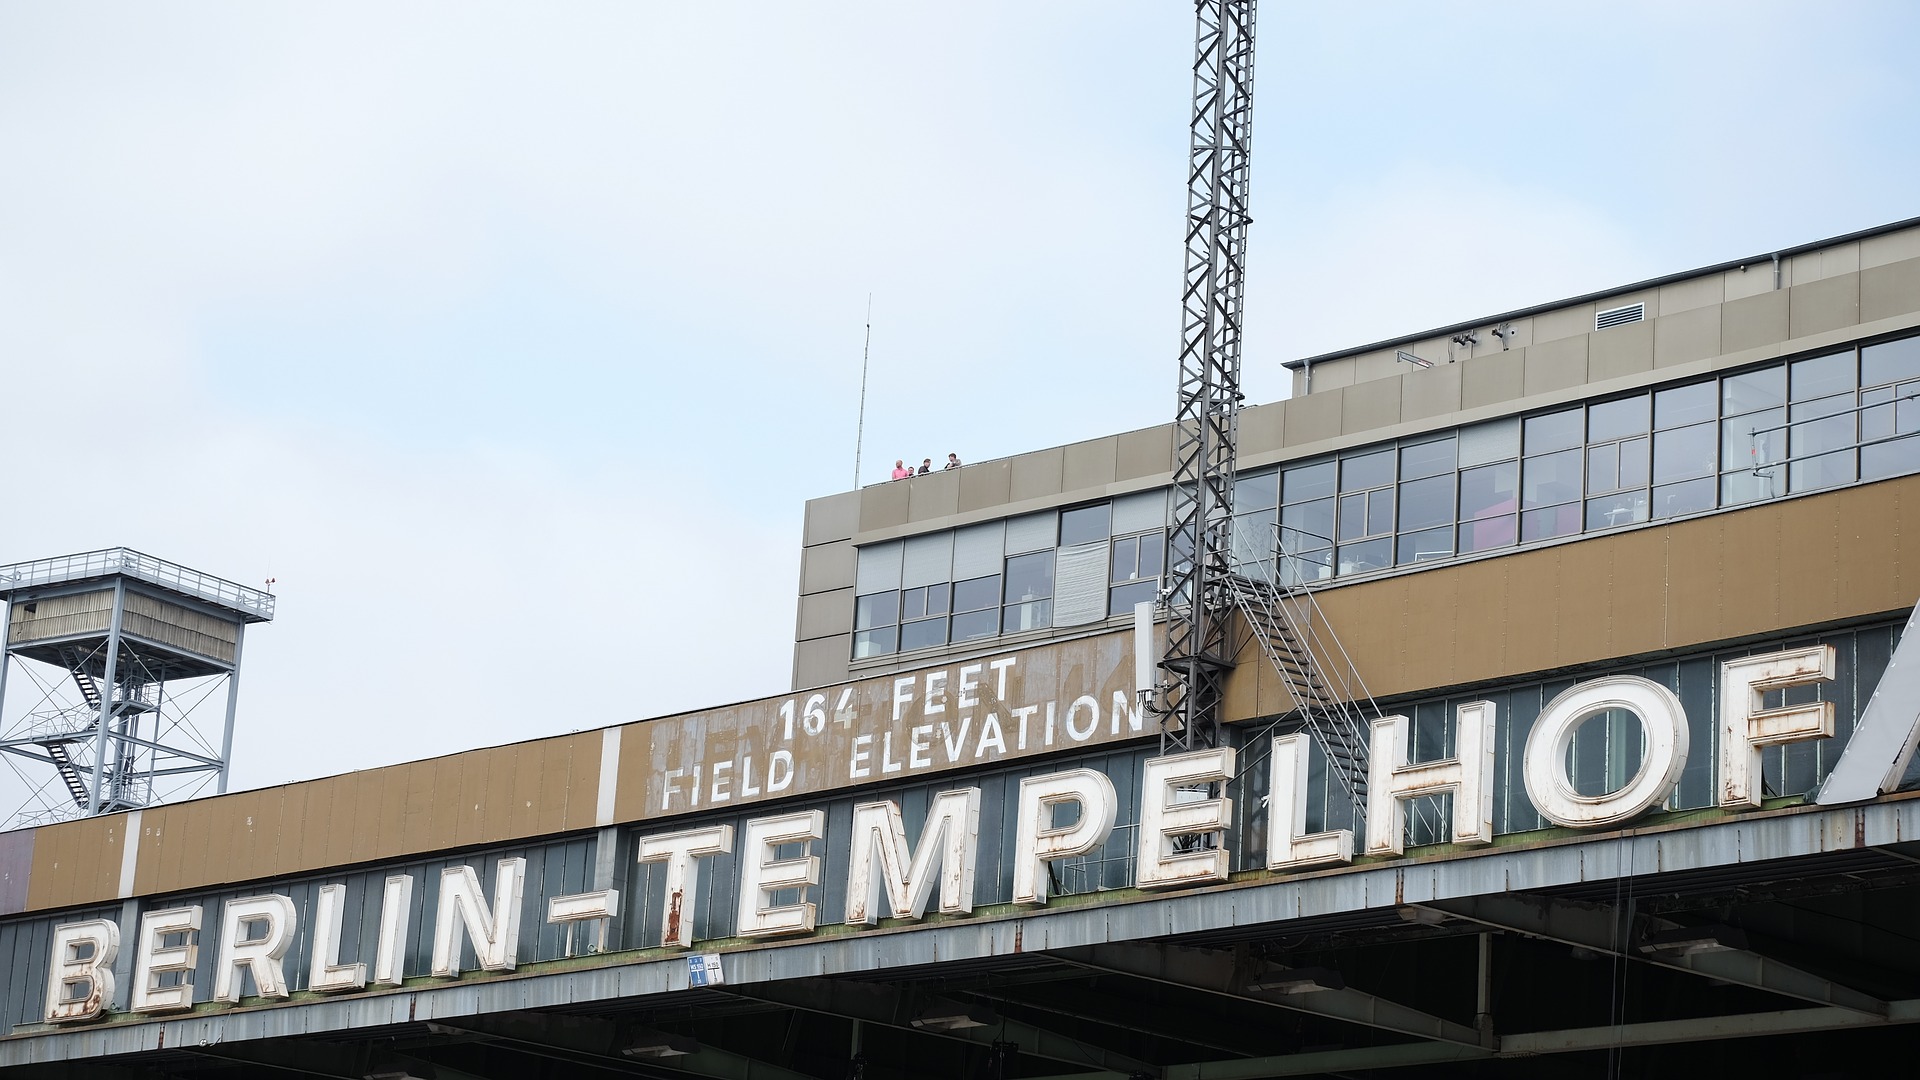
[1163,0,1257,753]
[0,549,274,825]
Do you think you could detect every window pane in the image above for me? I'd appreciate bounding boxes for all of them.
[900,618,947,652]
[953,576,1000,613]
[1521,505,1579,543]
[1862,386,1894,441]
[1588,395,1649,442]
[1722,409,1784,471]
[1863,336,1920,388]
[1397,526,1453,564]
[1336,538,1392,575]
[1280,548,1333,587]
[1111,535,1138,581]
[1723,365,1786,415]
[951,609,997,642]
[1281,497,1335,550]
[1060,504,1111,546]
[1138,532,1165,576]
[1791,351,1855,400]
[853,626,898,658]
[1459,461,1518,520]
[1400,437,1457,480]
[1587,444,1619,492]
[1722,469,1780,506]
[854,591,899,630]
[1283,460,1336,502]
[1790,412,1854,464]
[902,588,927,620]
[1459,418,1519,466]
[1366,489,1394,535]
[1652,422,1716,484]
[1620,436,1651,489]
[1652,477,1715,519]
[1230,509,1275,578]
[1109,579,1158,617]
[1458,515,1516,554]
[1586,493,1648,529]
[927,582,949,615]
[1004,551,1054,602]
[1655,382,1716,429]
[1002,599,1052,634]
[1522,448,1582,509]
[1340,448,1395,492]
[1790,454,1854,492]
[1338,492,1367,541]
[1233,469,1279,512]
[1862,436,1920,481]
[1524,409,1583,453]
[1398,474,1454,531]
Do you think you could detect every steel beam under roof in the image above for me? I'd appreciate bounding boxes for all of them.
[1419,893,1889,1016]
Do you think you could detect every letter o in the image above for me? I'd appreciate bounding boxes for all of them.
[1522,676,1689,828]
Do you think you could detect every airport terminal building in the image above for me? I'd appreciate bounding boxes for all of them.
[6,218,1920,1078]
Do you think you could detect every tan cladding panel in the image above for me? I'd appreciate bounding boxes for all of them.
[8,589,113,645]
[1223,476,1918,718]
[13,730,605,910]
[123,591,239,665]
[25,813,127,912]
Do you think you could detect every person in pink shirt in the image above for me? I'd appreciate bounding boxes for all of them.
[891,459,912,480]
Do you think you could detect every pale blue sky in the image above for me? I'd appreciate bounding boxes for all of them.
[1,2,1917,814]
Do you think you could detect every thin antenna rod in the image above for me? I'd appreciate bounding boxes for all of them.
[854,294,872,487]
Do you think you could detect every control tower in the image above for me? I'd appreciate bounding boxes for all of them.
[0,549,274,825]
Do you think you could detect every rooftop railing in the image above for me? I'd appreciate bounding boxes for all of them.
[0,548,275,621]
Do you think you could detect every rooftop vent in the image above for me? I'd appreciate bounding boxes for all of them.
[1596,302,1645,331]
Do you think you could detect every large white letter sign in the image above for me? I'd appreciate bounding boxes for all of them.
[45,919,119,1023]
[636,824,734,949]
[131,906,203,1013]
[1136,749,1236,888]
[213,894,298,1003]
[308,884,367,992]
[1266,734,1354,870]
[1012,768,1118,904]
[845,788,982,925]
[1365,703,1497,857]
[1720,646,1836,809]
[737,811,825,938]
[373,874,414,987]
[431,859,528,976]
[1523,677,1690,828]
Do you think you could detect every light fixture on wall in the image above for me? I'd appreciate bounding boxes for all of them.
[1396,350,1433,370]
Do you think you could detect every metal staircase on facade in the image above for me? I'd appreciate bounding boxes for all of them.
[1224,530,1384,817]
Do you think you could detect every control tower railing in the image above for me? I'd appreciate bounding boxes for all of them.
[0,548,275,621]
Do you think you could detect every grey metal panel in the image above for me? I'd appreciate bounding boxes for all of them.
[901,532,955,589]
[0,828,31,917]
[854,541,903,595]
[1112,489,1169,535]
[1052,542,1110,627]
[1005,512,1057,555]
[952,521,1006,580]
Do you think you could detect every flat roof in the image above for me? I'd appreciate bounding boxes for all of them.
[1283,213,1920,371]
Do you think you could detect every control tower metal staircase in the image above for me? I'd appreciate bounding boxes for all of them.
[1223,567,1381,817]
[40,647,105,808]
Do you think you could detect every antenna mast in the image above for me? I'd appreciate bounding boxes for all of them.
[854,294,873,488]
[1162,0,1257,753]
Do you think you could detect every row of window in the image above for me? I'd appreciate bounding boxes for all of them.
[851,328,1920,660]
[1235,330,1920,585]
[853,493,1167,660]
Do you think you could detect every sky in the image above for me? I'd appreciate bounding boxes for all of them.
[1,1,1917,819]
